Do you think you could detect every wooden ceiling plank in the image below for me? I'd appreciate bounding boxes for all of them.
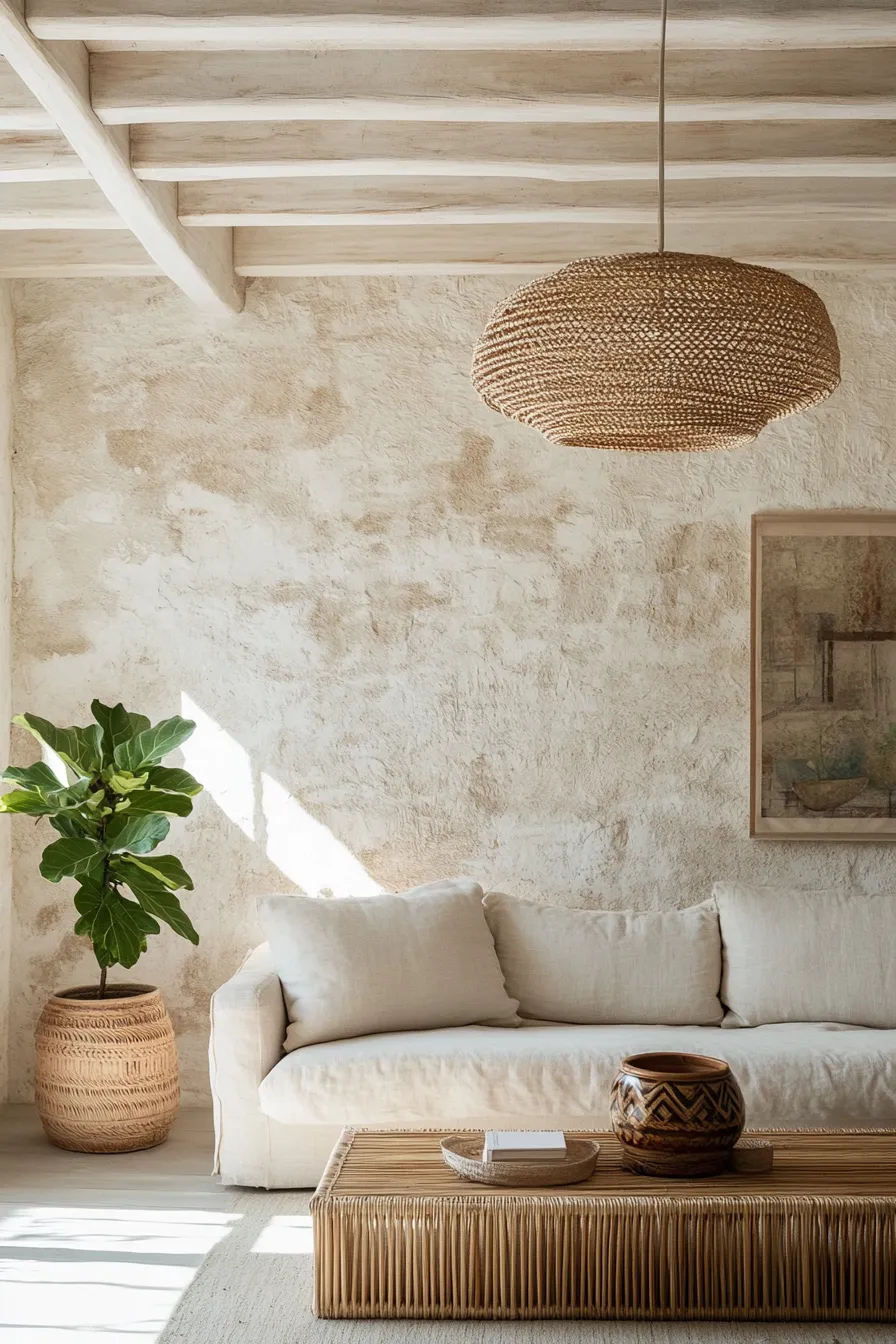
[131,119,896,182]
[0,225,159,272]
[233,219,896,273]
[0,1,244,308]
[91,49,896,126]
[178,175,896,226]
[0,176,120,223]
[0,129,90,178]
[0,53,52,127]
[24,0,896,52]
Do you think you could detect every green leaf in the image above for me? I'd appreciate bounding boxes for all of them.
[105,811,170,854]
[107,770,150,794]
[124,852,193,891]
[91,701,134,765]
[117,858,199,944]
[73,884,159,968]
[2,762,64,793]
[0,789,59,815]
[44,775,94,809]
[13,715,102,777]
[73,881,106,938]
[50,813,94,840]
[145,766,203,797]
[2,775,101,819]
[120,789,193,817]
[39,836,104,883]
[113,716,196,772]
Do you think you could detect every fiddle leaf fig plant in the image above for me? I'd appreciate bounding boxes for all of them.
[0,701,202,997]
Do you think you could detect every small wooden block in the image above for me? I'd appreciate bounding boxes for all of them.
[730,1140,774,1173]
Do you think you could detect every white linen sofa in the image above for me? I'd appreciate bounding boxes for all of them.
[210,882,896,1189]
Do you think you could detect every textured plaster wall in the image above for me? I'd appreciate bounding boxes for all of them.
[0,283,13,1101]
[8,272,896,1101]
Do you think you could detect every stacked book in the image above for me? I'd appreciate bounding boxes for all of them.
[483,1131,567,1164]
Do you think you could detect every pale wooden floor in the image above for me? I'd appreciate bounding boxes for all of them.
[0,1104,226,1344]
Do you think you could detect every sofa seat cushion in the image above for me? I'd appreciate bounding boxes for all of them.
[257,1020,896,1130]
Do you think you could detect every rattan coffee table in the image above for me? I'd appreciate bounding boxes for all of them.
[311,1128,896,1321]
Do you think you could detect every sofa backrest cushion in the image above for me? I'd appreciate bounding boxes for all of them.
[482,892,723,1025]
[715,883,896,1029]
[260,878,520,1051]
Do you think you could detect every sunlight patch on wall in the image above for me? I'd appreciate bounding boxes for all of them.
[261,772,384,899]
[180,694,384,898]
[180,693,255,839]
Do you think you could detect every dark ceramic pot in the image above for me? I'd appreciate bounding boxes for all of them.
[610,1051,745,1177]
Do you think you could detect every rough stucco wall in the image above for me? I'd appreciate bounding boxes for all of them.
[8,272,896,1101]
[0,283,12,1102]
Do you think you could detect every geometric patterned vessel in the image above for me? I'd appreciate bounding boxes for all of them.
[34,985,179,1153]
[610,1051,745,1177]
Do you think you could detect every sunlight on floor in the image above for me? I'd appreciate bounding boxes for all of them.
[0,1204,238,1344]
[249,1214,314,1256]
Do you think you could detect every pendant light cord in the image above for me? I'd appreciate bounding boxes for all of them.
[657,0,668,253]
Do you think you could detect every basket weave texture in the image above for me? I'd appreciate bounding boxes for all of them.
[441,1135,599,1186]
[34,984,179,1153]
[471,251,841,452]
[312,1128,896,1321]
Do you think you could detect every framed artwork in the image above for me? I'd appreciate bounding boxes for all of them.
[751,512,896,840]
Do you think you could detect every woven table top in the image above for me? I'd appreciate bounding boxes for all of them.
[314,1129,896,1205]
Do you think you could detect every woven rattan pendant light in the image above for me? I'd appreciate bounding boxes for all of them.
[471,2,841,452]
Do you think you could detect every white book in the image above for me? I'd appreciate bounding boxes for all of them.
[483,1131,567,1163]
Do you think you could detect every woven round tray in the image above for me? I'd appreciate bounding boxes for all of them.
[441,1136,600,1187]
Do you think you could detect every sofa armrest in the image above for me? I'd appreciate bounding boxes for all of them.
[209,943,287,1180]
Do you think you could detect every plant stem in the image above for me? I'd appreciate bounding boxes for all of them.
[97,803,111,1000]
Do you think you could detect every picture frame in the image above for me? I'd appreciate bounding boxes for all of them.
[751,511,896,840]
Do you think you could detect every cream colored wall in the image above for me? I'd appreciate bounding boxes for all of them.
[8,273,896,1101]
[0,283,13,1102]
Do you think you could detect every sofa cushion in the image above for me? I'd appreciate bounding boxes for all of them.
[259,878,520,1051]
[257,1019,896,1130]
[715,884,896,1029]
[482,892,722,1025]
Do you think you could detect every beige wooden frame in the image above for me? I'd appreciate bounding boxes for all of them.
[751,510,896,840]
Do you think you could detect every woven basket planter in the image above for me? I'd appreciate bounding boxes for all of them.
[471,251,841,452]
[34,984,179,1153]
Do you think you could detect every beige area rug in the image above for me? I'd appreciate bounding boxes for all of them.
[159,1189,894,1344]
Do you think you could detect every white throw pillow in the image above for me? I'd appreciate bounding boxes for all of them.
[715,883,896,1029]
[482,892,723,1026]
[260,878,520,1051]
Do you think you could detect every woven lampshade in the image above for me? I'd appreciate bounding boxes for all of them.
[471,251,841,452]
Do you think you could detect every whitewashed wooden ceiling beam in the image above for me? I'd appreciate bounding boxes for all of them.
[0,0,244,307]
[0,54,52,126]
[23,0,896,52]
[0,176,119,223]
[129,119,896,183]
[89,48,896,125]
[177,175,896,227]
[0,225,158,271]
[232,219,896,273]
[0,129,90,178]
